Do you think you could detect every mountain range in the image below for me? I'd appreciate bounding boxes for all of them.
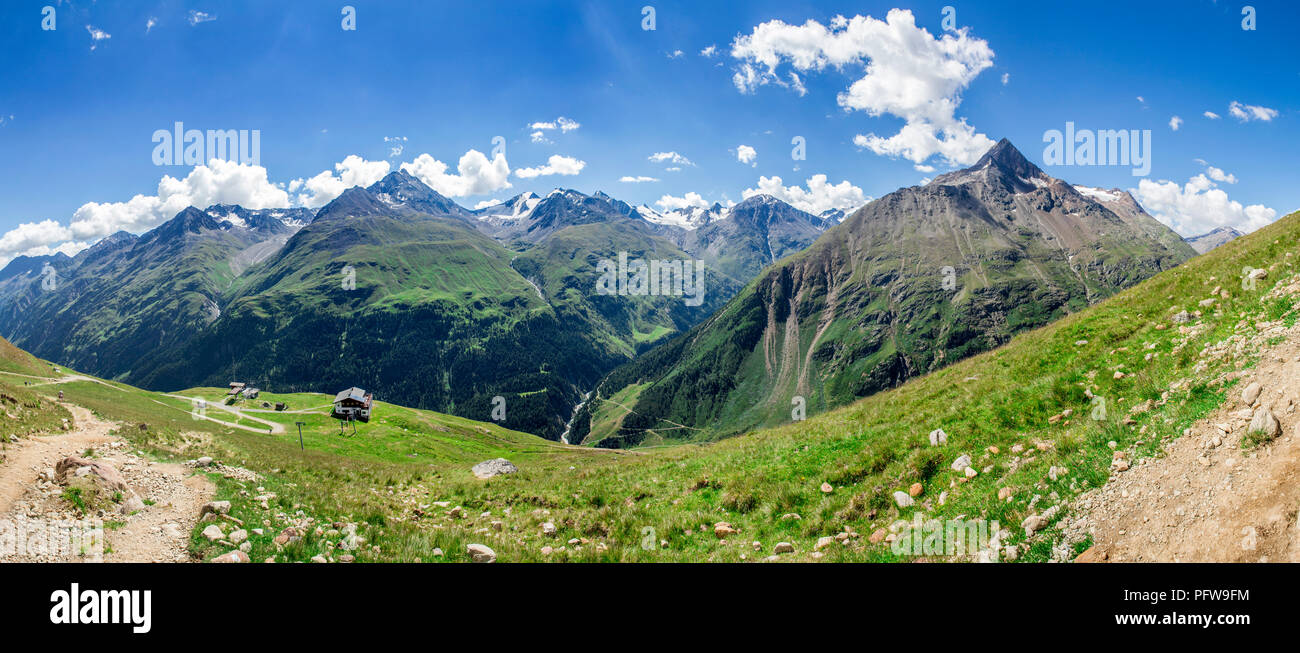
[0,171,837,439]
[576,139,1198,446]
[1184,226,1245,254]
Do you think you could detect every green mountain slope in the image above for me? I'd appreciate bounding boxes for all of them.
[584,140,1198,445]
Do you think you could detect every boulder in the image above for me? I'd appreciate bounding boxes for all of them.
[815,536,836,551]
[928,428,948,446]
[893,491,914,508]
[229,529,248,545]
[950,454,972,472]
[773,542,795,554]
[467,543,497,563]
[1242,382,1262,406]
[199,500,231,519]
[54,456,129,493]
[1248,406,1280,439]
[212,550,250,563]
[714,522,738,539]
[201,524,224,542]
[1171,311,1193,324]
[471,458,518,479]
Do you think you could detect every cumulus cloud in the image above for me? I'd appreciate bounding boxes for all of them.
[290,155,391,208]
[473,199,504,210]
[1001,72,1009,85]
[1203,111,1220,120]
[1228,101,1278,122]
[69,160,290,241]
[649,151,694,167]
[700,45,718,57]
[655,192,712,211]
[1169,116,1183,131]
[742,174,868,215]
[736,144,757,165]
[0,160,292,266]
[402,150,513,196]
[514,155,585,178]
[619,176,660,183]
[730,9,995,167]
[1132,166,1276,236]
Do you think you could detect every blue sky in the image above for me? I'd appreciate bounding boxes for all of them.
[1,0,1296,264]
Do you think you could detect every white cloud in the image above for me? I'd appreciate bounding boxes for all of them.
[86,25,111,50]
[291,155,391,208]
[402,149,513,196]
[188,11,217,26]
[619,176,660,183]
[1169,116,1183,131]
[1132,168,1276,236]
[700,45,718,57]
[655,192,712,212]
[1203,111,1220,120]
[514,155,585,178]
[527,116,579,141]
[736,144,757,165]
[668,49,685,59]
[146,17,158,33]
[1205,166,1237,184]
[473,199,504,210]
[1136,96,1145,104]
[1001,72,1009,85]
[70,160,290,241]
[0,160,295,265]
[649,151,694,167]
[731,9,996,168]
[914,163,936,173]
[1228,101,1278,122]
[383,136,407,158]
[742,174,868,215]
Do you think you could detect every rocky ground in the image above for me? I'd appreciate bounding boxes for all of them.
[0,405,214,562]
[1069,282,1300,562]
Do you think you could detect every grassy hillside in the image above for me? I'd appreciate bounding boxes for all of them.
[0,336,73,438]
[32,209,1297,563]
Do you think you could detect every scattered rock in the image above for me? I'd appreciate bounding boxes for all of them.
[467,544,497,563]
[1171,310,1193,324]
[928,428,948,446]
[950,454,972,472]
[1242,382,1262,406]
[212,550,249,563]
[1248,405,1280,439]
[815,536,836,551]
[907,482,923,497]
[893,491,914,508]
[714,522,738,539]
[228,529,248,545]
[201,525,224,542]
[1074,546,1108,563]
[773,542,794,554]
[471,458,519,479]
[819,482,833,494]
[998,486,1014,501]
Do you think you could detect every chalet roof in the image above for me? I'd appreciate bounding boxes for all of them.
[334,387,369,403]
[229,382,245,388]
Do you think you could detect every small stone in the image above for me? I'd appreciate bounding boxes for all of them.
[869,529,886,544]
[212,550,249,563]
[998,486,1014,501]
[950,454,972,472]
[201,524,224,542]
[907,482,923,497]
[820,482,833,494]
[714,522,738,539]
[773,542,795,554]
[815,536,836,551]
[467,544,497,563]
[1248,405,1280,439]
[229,529,248,545]
[1242,382,1262,406]
[928,428,948,446]
[542,521,557,537]
[893,491,914,508]
[471,458,518,479]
